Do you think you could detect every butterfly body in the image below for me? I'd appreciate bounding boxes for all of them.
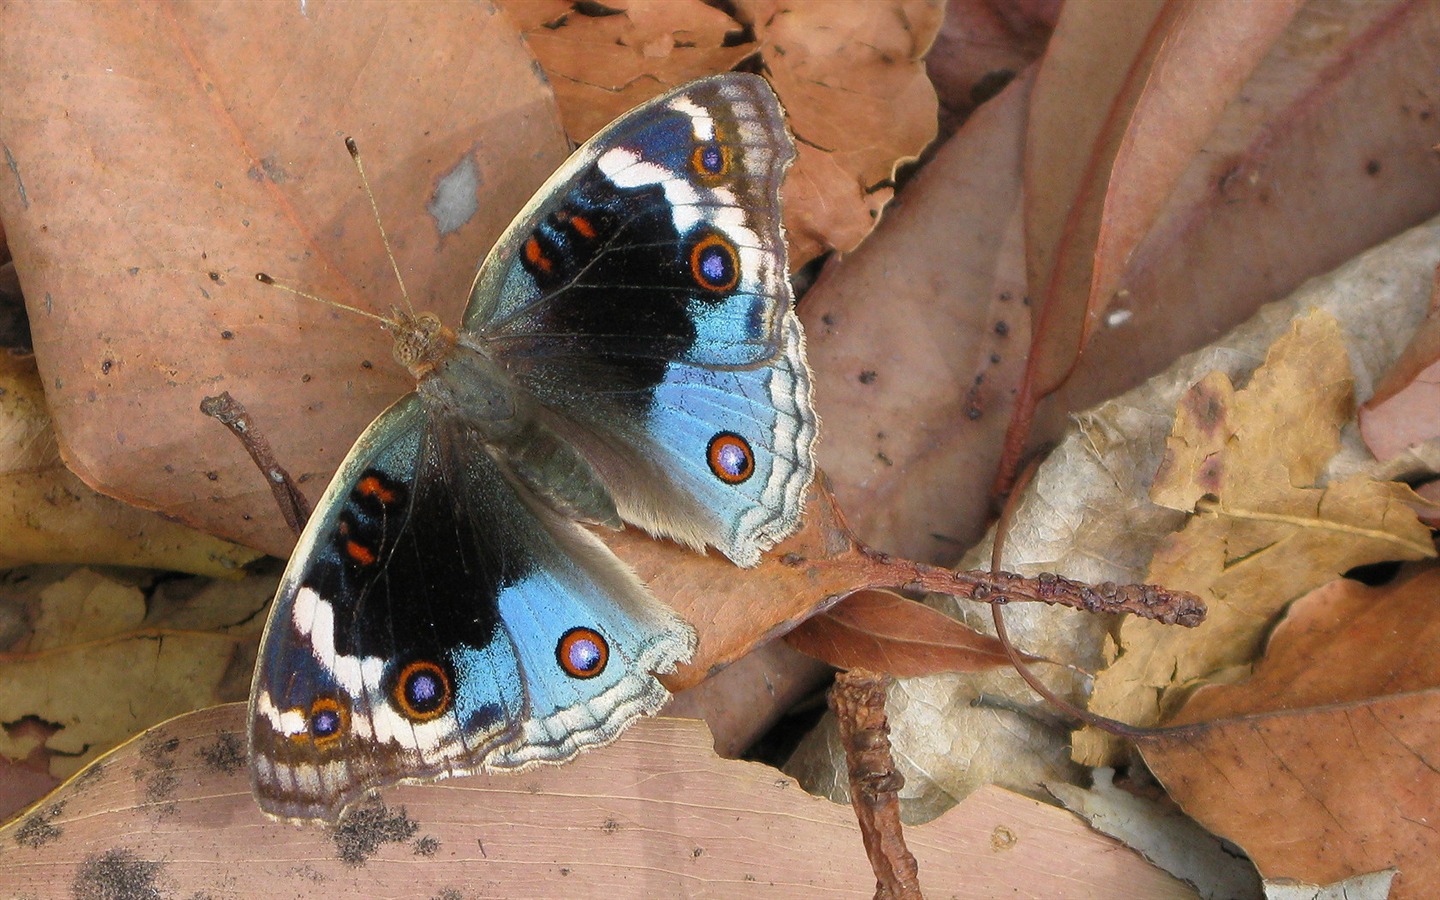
[249,74,816,823]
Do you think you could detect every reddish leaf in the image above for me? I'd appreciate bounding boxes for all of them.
[1140,692,1440,898]
[785,589,1024,676]
[1043,1,1440,435]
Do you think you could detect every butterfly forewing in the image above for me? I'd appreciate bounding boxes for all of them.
[466,73,816,566]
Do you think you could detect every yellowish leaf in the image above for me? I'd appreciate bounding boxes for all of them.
[1074,311,1435,764]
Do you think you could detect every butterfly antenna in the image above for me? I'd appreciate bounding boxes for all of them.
[346,136,414,316]
[252,273,392,326]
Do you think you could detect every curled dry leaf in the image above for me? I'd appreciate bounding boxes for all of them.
[501,0,945,264]
[1042,1,1440,434]
[783,589,1024,677]
[0,567,274,780]
[1074,312,1435,765]
[0,352,259,574]
[0,706,1193,898]
[1018,0,1300,409]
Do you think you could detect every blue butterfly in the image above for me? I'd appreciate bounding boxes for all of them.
[248,73,818,822]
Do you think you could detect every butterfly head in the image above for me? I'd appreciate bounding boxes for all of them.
[387,310,455,380]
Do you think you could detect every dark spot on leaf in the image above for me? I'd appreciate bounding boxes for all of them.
[334,801,420,866]
[198,733,245,775]
[1183,383,1226,435]
[16,801,64,848]
[72,848,164,900]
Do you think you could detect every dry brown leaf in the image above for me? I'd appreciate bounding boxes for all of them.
[0,568,273,779]
[750,0,943,261]
[1138,567,1440,896]
[496,0,754,139]
[1074,312,1435,764]
[0,3,569,558]
[0,707,1194,898]
[1140,690,1440,898]
[783,589,1020,676]
[0,352,260,574]
[804,68,1031,564]
[1044,1,1440,435]
[1020,0,1299,402]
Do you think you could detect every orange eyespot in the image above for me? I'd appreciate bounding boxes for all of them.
[691,143,731,179]
[305,697,348,748]
[392,659,451,721]
[556,627,609,679]
[689,233,739,293]
[707,432,754,484]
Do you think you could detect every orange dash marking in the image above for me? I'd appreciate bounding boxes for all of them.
[345,539,376,566]
[356,475,397,504]
[569,214,597,239]
[524,236,552,273]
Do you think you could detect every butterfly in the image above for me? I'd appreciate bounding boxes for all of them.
[247,73,818,822]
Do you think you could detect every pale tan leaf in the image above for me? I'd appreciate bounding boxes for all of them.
[0,707,1194,898]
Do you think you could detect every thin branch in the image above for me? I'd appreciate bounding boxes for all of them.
[829,669,923,900]
[200,392,310,538]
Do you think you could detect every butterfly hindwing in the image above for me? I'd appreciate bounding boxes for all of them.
[249,395,693,822]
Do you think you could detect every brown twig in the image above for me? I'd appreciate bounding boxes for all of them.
[200,392,310,538]
[829,670,922,900]
[816,549,1205,626]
